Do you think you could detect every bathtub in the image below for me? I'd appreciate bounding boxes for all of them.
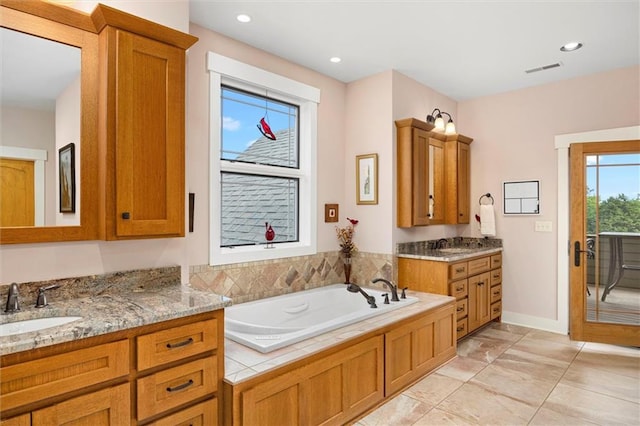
[225,284,418,353]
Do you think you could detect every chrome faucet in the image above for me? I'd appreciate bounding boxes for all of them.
[5,283,20,312]
[372,278,399,302]
[346,283,377,308]
[35,285,60,308]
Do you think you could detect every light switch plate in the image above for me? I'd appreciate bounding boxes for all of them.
[534,221,553,232]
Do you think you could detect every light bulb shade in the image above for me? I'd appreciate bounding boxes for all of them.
[434,116,445,131]
[445,120,456,135]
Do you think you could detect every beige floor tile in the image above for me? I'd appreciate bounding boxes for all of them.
[403,372,465,405]
[510,335,581,365]
[358,394,432,426]
[486,322,533,336]
[413,407,478,425]
[436,355,489,382]
[474,326,527,343]
[470,364,558,407]
[582,341,640,357]
[536,382,640,425]
[529,405,601,425]
[436,382,538,425]
[493,347,569,382]
[525,328,585,348]
[574,345,640,379]
[561,359,640,403]
[456,335,514,364]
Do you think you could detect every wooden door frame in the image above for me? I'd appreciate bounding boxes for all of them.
[555,126,640,336]
[568,140,640,344]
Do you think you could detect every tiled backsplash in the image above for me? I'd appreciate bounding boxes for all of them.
[190,251,393,304]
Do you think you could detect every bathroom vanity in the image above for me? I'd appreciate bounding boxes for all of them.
[397,243,503,339]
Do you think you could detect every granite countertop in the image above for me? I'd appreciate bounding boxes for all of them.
[396,246,503,262]
[0,284,231,356]
[224,290,455,385]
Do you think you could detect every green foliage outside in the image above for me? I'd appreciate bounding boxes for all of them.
[586,192,640,234]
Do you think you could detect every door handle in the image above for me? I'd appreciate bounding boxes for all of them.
[574,241,591,267]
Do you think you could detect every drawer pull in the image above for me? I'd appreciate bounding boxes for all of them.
[456,326,464,331]
[457,306,464,312]
[455,267,465,273]
[166,337,194,349]
[493,274,500,279]
[493,291,500,295]
[456,286,463,292]
[477,281,484,286]
[493,307,500,313]
[166,379,194,393]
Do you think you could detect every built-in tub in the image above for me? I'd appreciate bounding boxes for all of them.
[225,284,418,353]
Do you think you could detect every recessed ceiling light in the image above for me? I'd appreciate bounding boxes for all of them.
[330,57,341,63]
[560,42,583,52]
[236,14,251,23]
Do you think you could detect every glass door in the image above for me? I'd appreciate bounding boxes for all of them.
[569,140,640,345]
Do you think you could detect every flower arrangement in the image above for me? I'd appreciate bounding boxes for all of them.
[336,217,359,257]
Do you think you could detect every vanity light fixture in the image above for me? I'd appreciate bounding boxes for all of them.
[236,14,251,23]
[426,108,456,135]
[560,41,583,52]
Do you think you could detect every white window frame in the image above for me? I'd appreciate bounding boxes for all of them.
[207,52,319,266]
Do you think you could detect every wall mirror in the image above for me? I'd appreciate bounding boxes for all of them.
[0,2,99,243]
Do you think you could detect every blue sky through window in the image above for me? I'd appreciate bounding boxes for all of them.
[586,153,640,200]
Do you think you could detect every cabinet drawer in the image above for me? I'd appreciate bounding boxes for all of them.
[491,301,502,320]
[138,318,218,371]
[0,414,29,426]
[149,398,218,426]
[0,340,128,412]
[490,268,502,286]
[449,262,468,280]
[456,318,468,339]
[449,279,468,299]
[137,356,217,420]
[467,256,490,275]
[490,285,502,304]
[455,298,468,320]
[491,254,502,269]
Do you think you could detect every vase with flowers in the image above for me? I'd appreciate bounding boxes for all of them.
[336,217,358,284]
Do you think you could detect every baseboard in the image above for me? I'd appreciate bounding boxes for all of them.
[501,310,568,335]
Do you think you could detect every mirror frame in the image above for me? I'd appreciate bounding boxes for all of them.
[0,1,98,244]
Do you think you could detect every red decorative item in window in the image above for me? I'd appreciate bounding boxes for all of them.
[265,222,275,248]
[257,117,276,140]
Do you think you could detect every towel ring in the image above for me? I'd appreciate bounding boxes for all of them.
[479,193,494,205]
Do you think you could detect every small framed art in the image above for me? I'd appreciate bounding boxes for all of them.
[58,143,75,213]
[356,153,378,205]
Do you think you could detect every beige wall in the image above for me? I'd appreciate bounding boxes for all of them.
[457,65,640,325]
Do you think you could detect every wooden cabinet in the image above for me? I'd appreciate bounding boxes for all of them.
[385,303,455,395]
[239,336,384,426]
[93,5,198,239]
[395,118,435,227]
[0,311,224,425]
[398,252,502,339]
[395,118,473,227]
[224,304,456,426]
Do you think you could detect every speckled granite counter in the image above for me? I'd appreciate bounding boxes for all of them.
[0,268,230,356]
[224,289,455,385]
[396,237,503,262]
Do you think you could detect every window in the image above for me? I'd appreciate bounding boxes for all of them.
[208,53,320,265]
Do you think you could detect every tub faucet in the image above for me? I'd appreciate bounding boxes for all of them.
[346,284,377,308]
[5,283,20,313]
[372,278,399,302]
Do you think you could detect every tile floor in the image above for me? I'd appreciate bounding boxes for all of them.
[355,322,640,425]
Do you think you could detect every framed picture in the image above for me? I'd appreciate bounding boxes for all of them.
[58,143,75,213]
[356,153,378,205]
[324,203,339,222]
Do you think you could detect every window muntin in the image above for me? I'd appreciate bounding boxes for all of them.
[221,172,299,247]
[221,86,299,168]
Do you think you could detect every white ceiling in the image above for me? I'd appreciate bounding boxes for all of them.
[189,0,640,101]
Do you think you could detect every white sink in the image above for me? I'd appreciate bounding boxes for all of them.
[0,316,82,337]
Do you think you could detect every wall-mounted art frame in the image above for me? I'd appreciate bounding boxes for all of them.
[58,143,75,213]
[324,203,339,222]
[356,153,378,205]
[503,180,540,215]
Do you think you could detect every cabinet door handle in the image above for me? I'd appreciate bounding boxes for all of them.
[477,281,484,286]
[166,337,194,349]
[166,379,194,393]
[121,212,130,220]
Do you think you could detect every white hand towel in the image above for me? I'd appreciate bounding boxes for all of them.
[480,204,496,237]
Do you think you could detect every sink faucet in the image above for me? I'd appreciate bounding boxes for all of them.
[372,278,399,302]
[5,283,20,312]
[436,238,448,249]
[346,284,377,308]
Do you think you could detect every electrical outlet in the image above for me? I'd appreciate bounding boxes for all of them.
[534,221,553,232]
